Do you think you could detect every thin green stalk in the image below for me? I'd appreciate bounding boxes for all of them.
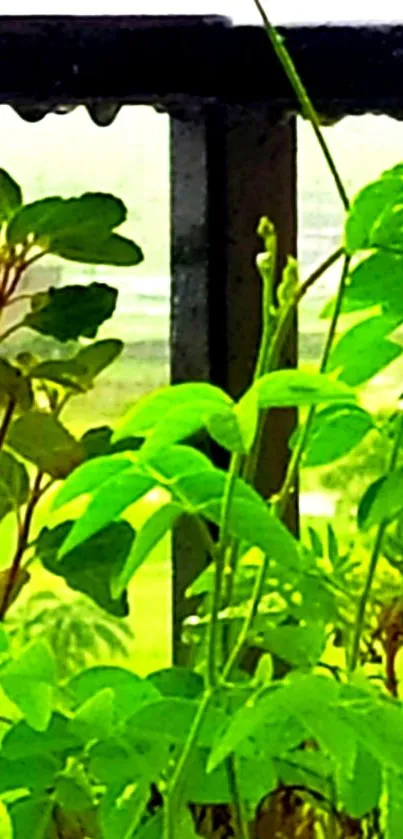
[164,690,213,839]
[349,413,403,671]
[253,0,349,212]
[275,254,351,520]
[242,299,293,486]
[227,754,250,839]
[207,454,243,686]
[243,248,345,487]
[296,247,344,303]
[253,224,277,383]
[225,256,350,677]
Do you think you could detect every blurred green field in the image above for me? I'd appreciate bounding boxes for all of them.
[1,107,403,677]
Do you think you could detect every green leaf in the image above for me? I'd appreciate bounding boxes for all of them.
[24,282,118,342]
[36,521,134,616]
[30,340,123,394]
[0,451,29,523]
[113,503,182,596]
[382,769,403,839]
[141,400,219,455]
[134,813,163,839]
[307,526,323,558]
[125,697,228,749]
[0,800,12,839]
[53,233,143,266]
[300,404,375,467]
[287,678,357,780]
[327,315,403,386]
[174,467,300,570]
[89,739,144,787]
[186,749,277,807]
[81,427,142,460]
[276,751,332,799]
[357,469,403,531]
[135,809,198,839]
[234,389,259,452]
[252,370,355,408]
[1,713,81,759]
[0,168,22,224]
[327,523,339,566]
[338,747,381,818]
[7,197,62,245]
[345,168,403,253]
[333,252,403,318]
[54,774,93,813]
[0,640,57,731]
[144,445,216,480]
[206,401,257,455]
[0,754,59,794]
[0,358,33,411]
[147,667,204,700]
[57,444,216,557]
[262,622,326,669]
[207,683,305,772]
[100,781,149,839]
[8,412,85,479]
[8,796,53,839]
[113,383,232,441]
[340,696,403,773]
[75,338,123,380]
[52,452,135,511]
[67,666,159,721]
[0,625,9,654]
[30,358,88,393]
[57,468,153,557]
[7,192,126,246]
[70,687,115,742]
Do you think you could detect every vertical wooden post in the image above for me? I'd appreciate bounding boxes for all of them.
[170,105,297,664]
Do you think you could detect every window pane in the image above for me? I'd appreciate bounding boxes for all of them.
[298,115,403,551]
[0,105,170,677]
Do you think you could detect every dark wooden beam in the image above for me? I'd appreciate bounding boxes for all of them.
[0,17,403,120]
[170,105,297,663]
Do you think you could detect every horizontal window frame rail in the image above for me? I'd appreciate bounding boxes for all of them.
[0,16,403,120]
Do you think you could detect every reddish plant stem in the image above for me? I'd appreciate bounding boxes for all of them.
[5,263,28,301]
[0,397,16,450]
[0,263,11,309]
[0,470,44,620]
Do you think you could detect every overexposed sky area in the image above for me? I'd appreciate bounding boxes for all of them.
[1,0,403,24]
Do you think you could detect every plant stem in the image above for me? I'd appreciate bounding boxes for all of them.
[349,414,403,671]
[242,299,293,485]
[296,247,344,303]
[0,397,16,450]
[253,0,349,212]
[5,258,30,301]
[0,322,22,345]
[227,754,250,839]
[275,254,351,520]
[0,263,11,310]
[207,454,243,687]
[225,256,350,677]
[0,470,44,619]
[3,293,33,308]
[164,690,213,839]
[243,248,345,489]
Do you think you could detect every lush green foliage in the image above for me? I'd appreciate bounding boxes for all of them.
[1,8,403,839]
